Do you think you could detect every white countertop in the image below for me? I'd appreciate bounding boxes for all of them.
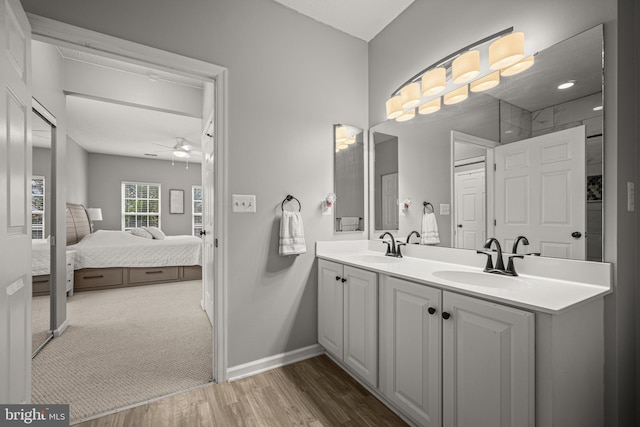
[316,240,612,315]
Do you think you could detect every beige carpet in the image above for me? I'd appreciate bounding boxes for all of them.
[32,294,51,354]
[32,280,213,422]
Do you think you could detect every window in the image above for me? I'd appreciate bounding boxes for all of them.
[192,185,203,236]
[122,182,161,231]
[31,176,45,239]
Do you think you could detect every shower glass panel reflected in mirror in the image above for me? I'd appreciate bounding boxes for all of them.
[31,102,57,357]
[334,124,366,232]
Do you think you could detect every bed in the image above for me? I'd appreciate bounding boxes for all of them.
[67,203,202,292]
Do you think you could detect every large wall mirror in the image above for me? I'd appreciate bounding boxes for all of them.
[334,124,366,232]
[369,25,604,261]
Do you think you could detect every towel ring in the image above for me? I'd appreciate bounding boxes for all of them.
[423,201,434,214]
[281,195,302,212]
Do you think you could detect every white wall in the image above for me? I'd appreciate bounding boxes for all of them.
[87,153,201,235]
[21,0,369,368]
[66,137,89,205]
[369,0,638,424]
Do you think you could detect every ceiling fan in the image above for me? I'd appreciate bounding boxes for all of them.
[153,137,199,159]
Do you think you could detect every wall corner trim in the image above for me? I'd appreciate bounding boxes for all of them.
[227,344,324,382]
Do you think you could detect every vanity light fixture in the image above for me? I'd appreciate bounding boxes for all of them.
[385,27,532,122]
[557,80,576,90]
[443,85,469,105]
[501,55,535,76]
[470,71,500,92]
[345,136,356,145]
[335,125,348,143]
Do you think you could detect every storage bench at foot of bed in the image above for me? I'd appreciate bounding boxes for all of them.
[74,265,202,292]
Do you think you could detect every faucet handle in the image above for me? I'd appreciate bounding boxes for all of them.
[506,254,525,276]
[396,242,406,258]
[382,241,393,256]
[476,250,494,271]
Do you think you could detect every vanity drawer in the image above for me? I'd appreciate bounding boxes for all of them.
[128,266,179,284]
[75,268,124,290]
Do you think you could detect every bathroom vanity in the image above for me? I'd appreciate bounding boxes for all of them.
[316,240,611,427]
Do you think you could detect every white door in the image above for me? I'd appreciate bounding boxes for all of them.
[381,276,441,427]
[381,172,398,229]
[202,119,214,325]
[0,0,32,404]
[343,265,377,387]
[455,169,485,250]
[317,259,344,359]
[494,126,586,258]
[442,292,534,427]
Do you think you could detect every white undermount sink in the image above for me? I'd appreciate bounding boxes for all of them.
[347,254,403,264]
[432,270,529,289]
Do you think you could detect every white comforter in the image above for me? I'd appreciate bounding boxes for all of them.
[71,230,202,269]
[32,239,50,276]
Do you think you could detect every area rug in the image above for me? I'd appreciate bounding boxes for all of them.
[31,280,213,422]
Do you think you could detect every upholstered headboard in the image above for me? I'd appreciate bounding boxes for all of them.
[66,203,91,245]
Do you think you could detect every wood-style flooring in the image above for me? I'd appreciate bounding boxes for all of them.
[76,355,408,427]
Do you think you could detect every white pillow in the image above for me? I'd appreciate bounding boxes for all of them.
[145,227,166,240]
[130,228,153,239]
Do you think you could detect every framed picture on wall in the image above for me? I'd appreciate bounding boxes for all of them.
[170,189,184,214]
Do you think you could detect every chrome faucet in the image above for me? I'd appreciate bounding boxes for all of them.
[406,230,421,244]
[379,232,398,257]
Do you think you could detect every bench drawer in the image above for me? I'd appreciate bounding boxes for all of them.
[75,268,124,290]
[128,266,179,284]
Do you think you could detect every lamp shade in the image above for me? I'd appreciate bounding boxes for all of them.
[385,95,403,120]
[452,50,480,84]
[418,97,441,115]
[489,32,524,70]
[500,55,534,76]
[400,82,421,109]
[443,85,469,105]
[335,125,348,143]
[395,109,415,122]
[470,71,500,92]
[86,208,103,221]
[421,68,446,97]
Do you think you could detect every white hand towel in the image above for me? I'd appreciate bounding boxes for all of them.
[420,212,440,245]
[279,211,307,256]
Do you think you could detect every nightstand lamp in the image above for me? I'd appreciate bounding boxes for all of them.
[86,208,103,232]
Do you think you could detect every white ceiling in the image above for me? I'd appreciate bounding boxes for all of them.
[271,0,415,42]
[65,96,202,163]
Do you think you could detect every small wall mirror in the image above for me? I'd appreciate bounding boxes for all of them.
[334,124,365,232]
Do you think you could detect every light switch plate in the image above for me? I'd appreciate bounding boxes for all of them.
[440,203,450,215]
[232,194,256,213]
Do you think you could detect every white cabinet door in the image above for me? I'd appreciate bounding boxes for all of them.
[318,260,344,359]
[381,276,442,426]
[343,265,378,387]
[442,292,534,427]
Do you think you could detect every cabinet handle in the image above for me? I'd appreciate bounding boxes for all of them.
[341,278,347,283]
[335,276,341,281]
[442,312,451,320]
[145,270,164,274]
[427,307,436,315]
[84,275,104,279]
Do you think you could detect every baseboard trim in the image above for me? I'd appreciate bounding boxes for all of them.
[53,319,68,337]
[227,344,324,382]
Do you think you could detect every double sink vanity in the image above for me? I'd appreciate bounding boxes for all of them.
[316,240,611,426]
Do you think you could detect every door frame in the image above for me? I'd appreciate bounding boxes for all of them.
[450,131,497,248]
[27,14,229,381]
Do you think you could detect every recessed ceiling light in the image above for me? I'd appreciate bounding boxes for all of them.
[557,80,575,90]
[144,153,158,157]
[593,105,603,111]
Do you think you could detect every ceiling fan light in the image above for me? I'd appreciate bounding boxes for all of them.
[335,125,348,143]
[395,109,415,122]
[386,96,403,120]
[418,97,441,115]
[489,32,525,70]
[500,55,535,76]
[421,68,446,97]
[400,82,421,109]
[173,150,189,158]
[452,50,480,84]
[470,71,500,92]
[443,85,469,105]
